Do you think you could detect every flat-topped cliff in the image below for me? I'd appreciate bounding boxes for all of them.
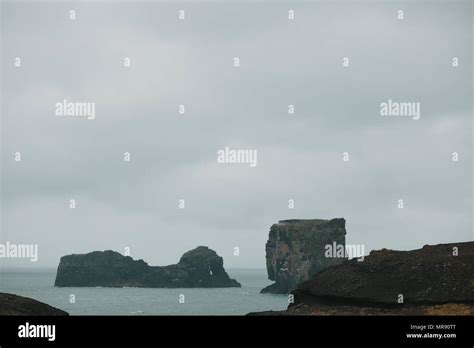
[261,218,347,294]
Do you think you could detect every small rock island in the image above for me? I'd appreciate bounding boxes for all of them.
[261,218,347,294]
[55,246,241,288]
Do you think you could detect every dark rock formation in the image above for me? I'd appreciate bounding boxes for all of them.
[248,303,474,316]
[292,241,474,305]
[55,246,241,288]
[0,293,68,315]
[261,218,347,294]
[251,241,474,315]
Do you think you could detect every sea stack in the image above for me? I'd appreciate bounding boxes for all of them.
[261,218,347,294]
[55,246,241,288]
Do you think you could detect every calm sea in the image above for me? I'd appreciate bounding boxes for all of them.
[0,269,287,315]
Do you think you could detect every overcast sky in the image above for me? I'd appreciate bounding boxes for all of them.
[1,0,472,269]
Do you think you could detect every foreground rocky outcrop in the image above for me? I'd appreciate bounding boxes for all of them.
[55,246,241,288]
[0,293,68,315]
[249,303,474,316]
[261,218,347,294]
[250,241,474,315]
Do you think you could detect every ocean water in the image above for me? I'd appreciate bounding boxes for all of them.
[0,269,287,315]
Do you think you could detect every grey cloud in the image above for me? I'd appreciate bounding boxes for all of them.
[1,0,472,268]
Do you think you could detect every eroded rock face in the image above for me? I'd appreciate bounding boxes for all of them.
[55,246,241,288]
[0,293,68,315]
[261,218,347,294]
